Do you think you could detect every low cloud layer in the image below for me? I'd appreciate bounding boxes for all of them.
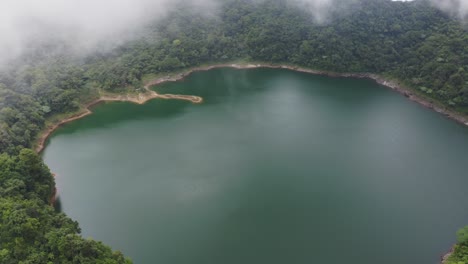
[0,0,466,66]
[0,0,360,64]
[290,0,360,22]
[431,0,468,20]
[0,0,216,65]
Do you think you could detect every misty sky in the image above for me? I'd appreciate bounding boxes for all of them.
[0,0,466,65]
[432,0,468,20]
[0,0,217,63]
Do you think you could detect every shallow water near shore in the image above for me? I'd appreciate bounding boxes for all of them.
[43,68,468,264]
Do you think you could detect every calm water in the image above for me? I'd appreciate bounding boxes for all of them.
[43,68,468,264]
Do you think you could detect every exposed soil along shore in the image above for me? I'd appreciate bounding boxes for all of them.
[37,63,465,261]
[149,63,466,264]
[147,63,468,128]
[35,87,203,154]
[36,63,468,154]
[441,246,454,264]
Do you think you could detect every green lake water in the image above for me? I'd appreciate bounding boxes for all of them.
[43,68,468,264]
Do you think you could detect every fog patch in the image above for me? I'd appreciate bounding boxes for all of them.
[289,0,360,23]
[0,0,217,66]
[0,0,466,67]
[430,0,468,21]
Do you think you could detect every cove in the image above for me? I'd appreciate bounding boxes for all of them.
[43,68,468,264]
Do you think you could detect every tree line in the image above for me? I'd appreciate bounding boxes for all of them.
[0,0,467,262]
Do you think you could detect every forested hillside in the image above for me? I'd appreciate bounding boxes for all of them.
[1,0,467,154]
[0,149,131,263]
[0,0,467,262]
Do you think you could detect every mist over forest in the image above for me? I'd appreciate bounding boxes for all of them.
[1,0,468,263]
[0,0,466,66]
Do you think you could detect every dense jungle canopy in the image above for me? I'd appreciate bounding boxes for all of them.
[0,0,467,263]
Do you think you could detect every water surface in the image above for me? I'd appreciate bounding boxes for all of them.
[43,68,468,264]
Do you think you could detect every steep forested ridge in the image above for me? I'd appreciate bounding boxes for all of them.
[0,0,467,262]
[1,0,467,154]
[0,149,131,263]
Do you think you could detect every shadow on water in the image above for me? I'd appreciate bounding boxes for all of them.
[43,67,468,264]
[155,67,390,111]
[49,99,194,138]
[54,196,62,212]
[53,68,390,140]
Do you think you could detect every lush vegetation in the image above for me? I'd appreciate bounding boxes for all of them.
[1,0,467,155]
[444,227,468,263]
[0,0,467,262]
[0,149,131,263]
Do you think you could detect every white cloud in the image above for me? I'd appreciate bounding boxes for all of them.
[431,0,468,20]
[0,0,465,66]
[0,0,216,65]
[290,0,338,22]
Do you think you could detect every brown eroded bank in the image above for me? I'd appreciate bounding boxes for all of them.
[35,84,202,154]
[147,63,468,127]
[36,63,468,154]
[36,63,466,260]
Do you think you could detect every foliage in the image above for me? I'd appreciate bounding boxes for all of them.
[0,0,466,261]
[1,0,467,155]
[458,226,468,244]
[0,149,132,264]
[445,245,468,264]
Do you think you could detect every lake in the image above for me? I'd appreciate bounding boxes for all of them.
[43,68,468,264]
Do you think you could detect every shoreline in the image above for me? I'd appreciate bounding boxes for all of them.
[35,62,464,260]
[35,88,202,154]
[149,62,468,128]
[36,62,468,154]
[441,246,454,264]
